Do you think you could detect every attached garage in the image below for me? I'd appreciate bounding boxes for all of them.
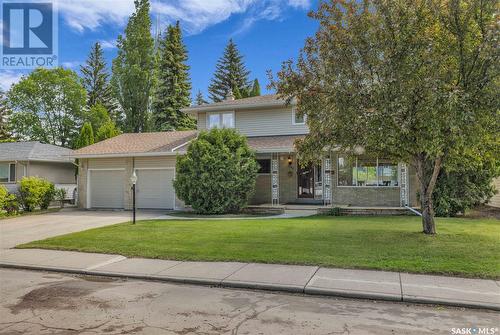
[89,169,125,209]
[136,168,176,209]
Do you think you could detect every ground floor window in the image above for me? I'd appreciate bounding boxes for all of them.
[337,156,398,187]
[0,163,15,183]
[257,159,271,174]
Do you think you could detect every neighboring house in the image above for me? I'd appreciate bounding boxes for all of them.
[0,141,77,198]
[489,178,500,208]
[74,94,419,210]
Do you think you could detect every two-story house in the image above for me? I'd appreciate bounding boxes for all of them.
[74,94,418,210]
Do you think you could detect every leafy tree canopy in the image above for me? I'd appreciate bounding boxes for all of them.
[75,122,95,149]
[111,0,155,133]
[270,0,499,234]
[8,67,86,147]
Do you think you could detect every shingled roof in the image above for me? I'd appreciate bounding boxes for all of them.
[0,142,73,162]
[73,131,197,157]
[182,94,292,113]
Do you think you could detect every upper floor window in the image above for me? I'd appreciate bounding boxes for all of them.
[0,163,16,183]
[292,108,306,125]
[337,156,398,187]
[208,112,234,129]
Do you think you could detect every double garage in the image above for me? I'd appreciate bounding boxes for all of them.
[85,157,177,210]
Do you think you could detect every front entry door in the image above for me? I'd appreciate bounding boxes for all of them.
[297,162,315,198]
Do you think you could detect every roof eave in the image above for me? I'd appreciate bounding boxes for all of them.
[182,100,293,114]
[72,152,181,159]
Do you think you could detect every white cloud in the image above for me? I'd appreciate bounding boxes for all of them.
[99,39,116,49]
[61,61,82,69]
[56,0,311,35]
[57,0,135,32]
[0,70,23,91]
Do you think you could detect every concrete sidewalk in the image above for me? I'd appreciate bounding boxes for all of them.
[0,248,498,311]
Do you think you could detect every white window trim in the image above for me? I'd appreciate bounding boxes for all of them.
[206,111,235,129]
[336,157,400,188]
[292,108,306,125]
[0,162,16,183]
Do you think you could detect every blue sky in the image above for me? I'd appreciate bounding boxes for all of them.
[0,0,319,101]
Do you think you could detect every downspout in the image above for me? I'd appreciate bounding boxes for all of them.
[405,206,422,216]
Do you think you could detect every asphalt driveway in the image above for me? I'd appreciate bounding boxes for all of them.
[0,209,163,249]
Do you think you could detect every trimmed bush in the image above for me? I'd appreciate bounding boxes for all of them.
[174,128,259,214]
[0,185,7,210]
[18,177,55,211]
[3,193,19,215]
[0,185,19,216]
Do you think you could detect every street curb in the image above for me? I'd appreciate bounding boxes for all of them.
[1,262,499,312]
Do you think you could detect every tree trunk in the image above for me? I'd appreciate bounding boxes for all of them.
[414,154,442,235]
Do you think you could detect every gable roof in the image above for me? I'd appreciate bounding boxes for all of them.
[0,141,74,162]
[182,94,293,113]
[73,131,197,158]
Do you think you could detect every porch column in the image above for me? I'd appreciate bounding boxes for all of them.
[271,152,280,206]
[323,153,332,206]
[400,163,409,207]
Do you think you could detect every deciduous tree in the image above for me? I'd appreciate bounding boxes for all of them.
[8,68,86,147]
[111,0,155,133]
[270,0,499,234]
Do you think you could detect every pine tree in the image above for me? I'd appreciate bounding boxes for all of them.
[195,90,208,105]
[208,39,251,102]
[80,42,119,121]
[153,21,195,131]
[75,122,94,149]
[0,89,11,140]
[111,0,155,133]
[250,78,261,97]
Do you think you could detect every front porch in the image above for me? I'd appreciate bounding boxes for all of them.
[250,151,416,210]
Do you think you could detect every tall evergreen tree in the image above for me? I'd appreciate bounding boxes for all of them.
[0,89,11,140]
[80,42,119,121]
[153,21,195,131]
[111,0,155,133]
[208,39,250,102]
[75,122,94,149]
[250,79,261,97]
[195,90,208,105]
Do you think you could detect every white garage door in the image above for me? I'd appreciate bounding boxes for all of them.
[89,170,125,209]
[136,169,175,209]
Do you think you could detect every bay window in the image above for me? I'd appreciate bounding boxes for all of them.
[208,112,234,129]
[0,163,16,183]
[337,156,398,187]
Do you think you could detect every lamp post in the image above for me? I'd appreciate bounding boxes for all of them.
[130,171,138,225]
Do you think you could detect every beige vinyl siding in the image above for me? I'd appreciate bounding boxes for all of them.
[198,112,207,130]
[88,158,127,169]
[196,107,309,137]
[28,161,76,184]
[134,156,177,169]
[489,178,500,208]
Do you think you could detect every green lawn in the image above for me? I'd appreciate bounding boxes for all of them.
[18,216,500,279]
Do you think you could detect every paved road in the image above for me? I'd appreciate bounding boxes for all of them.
[0,269,498,335]
[0,209,162,249]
